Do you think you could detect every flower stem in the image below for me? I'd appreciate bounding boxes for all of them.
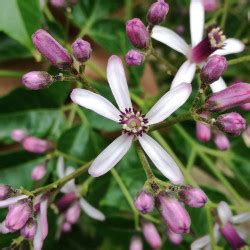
[0,70,24,77]
[206,203,217,249]
[220,0,230,28]
[227,55,250,65]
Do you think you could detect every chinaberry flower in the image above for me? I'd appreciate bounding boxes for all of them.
[22,136,53,154]
[202,0,219,12]
[147,0,169,25]
[213,132,230,151]
[11,129,28,142]
[126,50,145,66]
[142,221,162,249]
[167,228,183,245]
[31,165,47,181]
[134,190,155,214]
[151,0,244,91]
[196,112,211,142]
[21,218,37,239]
[72,39,92,63]
[0,185,12,200]
[129,236,143,250]
[71,55,192,184]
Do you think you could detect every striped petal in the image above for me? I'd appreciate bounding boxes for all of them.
[0,195,28,208]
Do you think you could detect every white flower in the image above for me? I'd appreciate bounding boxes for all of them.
[151,0,245,93]
[70,55,192,184]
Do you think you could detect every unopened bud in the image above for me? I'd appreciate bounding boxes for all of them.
[205,83,250,112]
[129,236,143,250]
[31,165,47,181]
[157,194,190,234]
[147,0,169,25]
[20,218,37,239]
[179,186,208,208]
[0,185,12,200]
[22,71,53,90]
[167,228,183,245]
[32,29,73,69]
[196,122,211,142]
[202,0,219,12]
[126,50,144,66]
[201,55,227,85]
[62,222,72,233]
[216,112,246,136]
[126,18,150,49]
[11,129,28,142]
[134,191,154,214]
[142,221,162,249]
[22,136,53,154]
[56,192,77,212]
[65,203,81,224]
[72,39,92,63]
[213,132,230,151]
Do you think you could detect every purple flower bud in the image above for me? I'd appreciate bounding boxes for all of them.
[240,103,250,111]
[134,191,155,214]
[205,83,250,112]
[22,71,53,90]
[126,50,144,66]
[167,228,183,245]
[201,55,227,85]
[213,132,230,151]
[56,192,77,212]
[32,29,73,69]
[220,222,246,250]
[142,221,162,249]
[22,136,53,154]
[196,122,211,142]
[62,222,72,233]
[129,236,143,250]
[5,200,32,231]
[31,165,47,181]
[20,218,37,239]
[202,0,219,12]
[72,39,92,62]
[147,0,169,25]
[126,18,150,49]
[179,186,208,208]
[157,194,190,234]
[217,112,246,136]
[0,185,12,200]
[65,202,81,224]
[11,129,28,142]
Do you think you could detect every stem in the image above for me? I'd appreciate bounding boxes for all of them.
[125,0,132,20]
[186,149,196,171]
[206,203,217,249]
[220,0,230,28]
[86,61,107,80]
[0,70,24,77]
[227,55,250,65]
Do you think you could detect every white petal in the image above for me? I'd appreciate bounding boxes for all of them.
[191,235,210,250]
[138,134,184,184]
[214,223,220,241]
[0,195,28,208]
[88,134,133,177]
[34,214,43,250]
[232,212,250,224]
[146,83,192,125]
[107,55,132,112]
[71,88,120,122]
[56,156,65,179]
[217,201,233,225]
[79,198,105,221]
[171,60,196,89]
[190,0,205,47]
[61,167,76,193]
[210,77,227,93]
[213,38,245,56]
[151,26,190,56]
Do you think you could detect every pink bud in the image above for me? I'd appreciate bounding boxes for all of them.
[213,132,230,151]
[202,0,219,12]
[32,29,73,69]
[20,218,37,239]
[0,185,12,200]
[240,103,250,111]
[22,136,53,154]
[167,228,183,245]
[72,39,92,62]
[196,122,211,142]
[126,18,150,49]
[65,202,81,224]
[142,221,162,249]
[62,222,72,233]
[157,194,190,234]
[5,200,32,231]
[129,236,143,250]
[179,186,208,208]
[22,71,53,90]
[217,112,246,136]
[56,192,77,212]
[134,191,155,214]
[147,0,169,25]
[31,165,47,181]
[205,83,250,112]
[126,50,144,66]
[11,129,27,142]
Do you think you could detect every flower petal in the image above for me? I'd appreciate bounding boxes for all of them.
[88,134,133,177]
[56,156,65,179]
[191,235,210,250]
[107,55,132,111]
[146,83,192,125]
[213,38,245,56]
[232,212,250,224]
[71,88,120,122]
[217,201,233,225]
[0,195,28,208]
[210,77,227,93]
[190,0,205,47]
[151,26,190,56]
[171,60,196,89]
[79,197,105,221]
[61,167,76,193]
[138,134,184,184]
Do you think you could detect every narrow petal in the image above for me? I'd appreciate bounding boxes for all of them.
[210,77,227,93]
[217,201,233,225]
[151,26,190,56]
[191,235,210,250]
[190,0,205,47]
[171,60,196,89]
[71,88,120,122]
[213,38,245,56]
[232,213,250,224]
[88,134,133,177]
[138,134,184,184]
[146,83,192,125]
[33,214,43,250]
[0,195,28,208]
[79,197,105,221]
[61,167,76,193]
[107,55,132,111]
[56,156,65,179]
